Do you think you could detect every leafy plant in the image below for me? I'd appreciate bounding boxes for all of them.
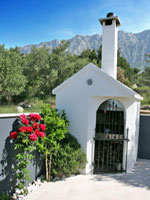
[10,113,46,190]
[38,104,69,182]
[52,133,86,178]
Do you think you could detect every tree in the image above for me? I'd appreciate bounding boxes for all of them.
[117,67,130,86]
[117,50,134,85]
[50,41,71,87]
[24,46,53,98]
[24,41,73,98]
[97,45,102,67]
[0,46,27,103]
[79,49,98,65]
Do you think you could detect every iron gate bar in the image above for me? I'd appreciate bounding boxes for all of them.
[115,104,117,134]
[107,140,109,167]
[108,104,111,169]
[94,100,129,173]
[111,103,115,169]
[102,140,104,169]
[98,140,100,170]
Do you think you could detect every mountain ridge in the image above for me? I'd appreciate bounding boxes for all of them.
[19,29,150,70]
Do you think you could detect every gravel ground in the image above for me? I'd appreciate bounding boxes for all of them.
[24,159,150,200]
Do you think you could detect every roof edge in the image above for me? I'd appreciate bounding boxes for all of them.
[52,63,96,94]
[52,62,143,101]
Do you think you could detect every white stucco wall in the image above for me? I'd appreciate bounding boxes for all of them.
[124,100,141,172]
[56,91,89,153]
[54,65,141,174]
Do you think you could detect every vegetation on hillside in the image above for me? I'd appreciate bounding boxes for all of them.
[0,42,150,108]
[134,68,150,105]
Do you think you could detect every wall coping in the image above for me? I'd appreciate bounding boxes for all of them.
[140,114,150,116]
[140,110,150,115]
[0,113,31,118]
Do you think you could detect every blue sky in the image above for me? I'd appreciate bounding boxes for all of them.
[1,0,150,48]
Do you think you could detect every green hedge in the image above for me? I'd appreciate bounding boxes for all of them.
[52,133,86,178]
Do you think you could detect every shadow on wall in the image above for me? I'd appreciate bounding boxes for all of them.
[0,136,17,194]
[31,151,45,180]
[0,119,44,195]
[92,159,150,189]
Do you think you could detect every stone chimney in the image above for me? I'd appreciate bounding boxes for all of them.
[99,12,121,79]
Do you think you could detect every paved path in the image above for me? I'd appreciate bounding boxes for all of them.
[24,159,150,200]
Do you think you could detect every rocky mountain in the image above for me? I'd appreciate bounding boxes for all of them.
[19,30,150,70]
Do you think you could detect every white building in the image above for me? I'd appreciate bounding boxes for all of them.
[52,13,143,174]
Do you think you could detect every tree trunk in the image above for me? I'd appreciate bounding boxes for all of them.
[5,94,12,103]
[45,151,48,181]
[48,153,52,182]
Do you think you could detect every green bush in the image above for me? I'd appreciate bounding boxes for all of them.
[39,104,69,181]
[0,193,12,200]
[52,133,86,178]
[134,87,150,105]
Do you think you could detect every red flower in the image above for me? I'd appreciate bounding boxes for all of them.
[40,124,46,131]
[35,129,40,136]
[19,114,29,125]
[10,131,18,139]
[19,126,26,132]
[29,113,35,121]
[36,114,41,121]
[26,126,33,133]
[20,114,27,119]
[21,118,29,125]
[29,134,38,141]
[32,122,39,129]
[39,132,46,138]
[29,113,41,121]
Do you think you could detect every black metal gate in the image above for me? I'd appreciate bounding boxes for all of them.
[94,100,129,173]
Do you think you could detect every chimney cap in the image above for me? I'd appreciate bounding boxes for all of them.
[99,13,121,27]
[107,12,114,18]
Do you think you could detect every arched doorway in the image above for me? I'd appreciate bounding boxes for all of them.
[94,99,128,173]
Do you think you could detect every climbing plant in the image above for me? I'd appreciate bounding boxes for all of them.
[10,113,46,191]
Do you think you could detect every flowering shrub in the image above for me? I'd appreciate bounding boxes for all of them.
[10,113,46,141]
[10,113,46,191]
[10,131,18,139]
